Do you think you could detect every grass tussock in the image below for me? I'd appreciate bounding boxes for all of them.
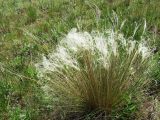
[36,28,151,119]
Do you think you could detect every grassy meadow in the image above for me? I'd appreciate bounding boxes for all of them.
[0,0,160,119]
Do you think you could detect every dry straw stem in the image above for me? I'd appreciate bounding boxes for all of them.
[36,28,151,115]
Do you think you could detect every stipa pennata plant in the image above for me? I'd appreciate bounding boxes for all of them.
[36,28,151,118]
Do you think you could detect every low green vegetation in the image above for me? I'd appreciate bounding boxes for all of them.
[0,0,160,119]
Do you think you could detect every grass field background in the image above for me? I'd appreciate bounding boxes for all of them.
[0,0,160,119]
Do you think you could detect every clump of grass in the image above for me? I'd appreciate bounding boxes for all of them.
[26,5,37,24]
[36,27,151,119]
